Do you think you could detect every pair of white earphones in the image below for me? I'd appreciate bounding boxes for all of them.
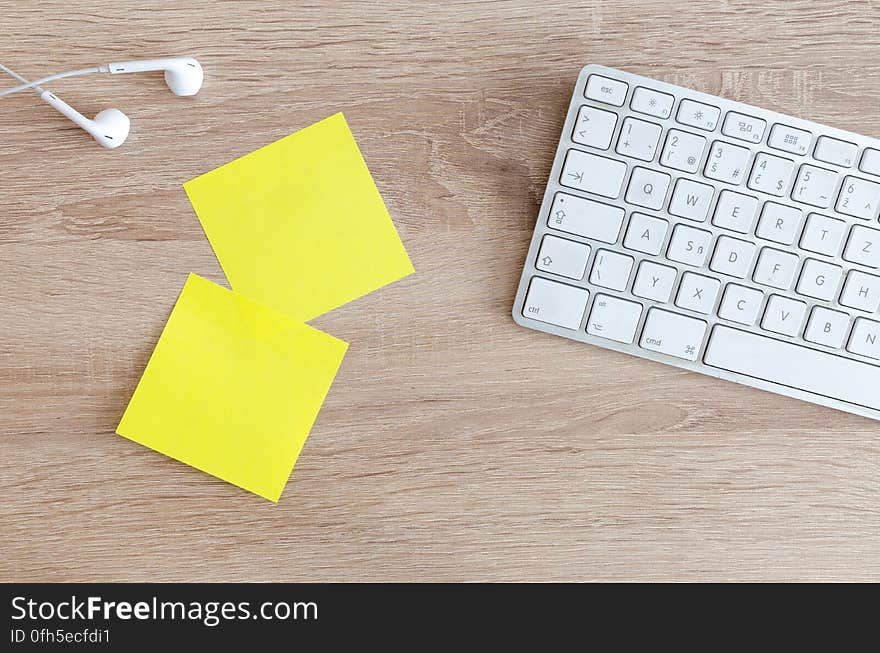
[0,57,204,149]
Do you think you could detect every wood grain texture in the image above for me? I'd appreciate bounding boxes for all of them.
[1,0,880,582]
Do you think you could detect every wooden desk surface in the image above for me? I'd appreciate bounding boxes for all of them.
[2,1,879,582]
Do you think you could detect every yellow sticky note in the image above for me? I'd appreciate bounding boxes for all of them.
[183,112,414,322]
[116,273,348,502]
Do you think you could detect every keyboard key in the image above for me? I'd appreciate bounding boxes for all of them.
[848,317,880,359]
[536,234,590,280]
[800,213,846,256]
[839,270,880,313]
[660,129,706,173]
[676,99,720,131]
[587,294,643,343]
[572,105,618,150]
[667,224,712,267]
[753,247,799,290]
[632,260,677,303]
[522,277,589,329]
[709,235,756,278]
[625,166,671,210]
[712,190,759,233]
[589,249,634,291]
[804,306,850,348]
[668,178,714,222]
[748,152,794,196]
[623,212,668,255]
[813,136,858,168]
[630,86,674,119]
[639,308,707,361]
[717,283,763,326]
[836,175,880,220]
[585,74,628,106]
[768,123,811,156]
[675,272,721,314]
[842,224,880,267]
[721,111,766,144]
[616,117,662,161]
[704,140,750,185]
[860,148,880,177]
[796,258,842,301]
[547,192,625,244]
[561,149,627,198]
[755,202,802,245]
[706,325,880,410]
[792,164,838,208]
[761,294,807,336]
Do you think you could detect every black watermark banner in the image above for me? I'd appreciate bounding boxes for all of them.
[5,584,326,648]
[2,583,875,647]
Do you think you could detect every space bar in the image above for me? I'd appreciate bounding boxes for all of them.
[704,325,880,411]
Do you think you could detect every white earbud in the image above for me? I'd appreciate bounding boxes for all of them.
[107,57,204,96]
[41,91,130,149]
[1,56,202,149]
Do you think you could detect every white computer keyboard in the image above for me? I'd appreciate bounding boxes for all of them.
[512,64,880,421]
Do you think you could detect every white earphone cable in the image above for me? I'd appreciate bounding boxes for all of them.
[0,62,45,94]
[0,66,104,97]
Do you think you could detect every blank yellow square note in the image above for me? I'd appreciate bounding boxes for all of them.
[183,112,414,322]
[116,274,348,502]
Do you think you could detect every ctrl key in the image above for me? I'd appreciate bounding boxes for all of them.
[639,308,707,361]
[522,277,589,330]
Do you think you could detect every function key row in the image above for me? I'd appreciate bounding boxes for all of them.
[583,73,880,175]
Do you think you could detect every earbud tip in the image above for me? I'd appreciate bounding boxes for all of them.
[93,108,130,149]
[165,59,203,96]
